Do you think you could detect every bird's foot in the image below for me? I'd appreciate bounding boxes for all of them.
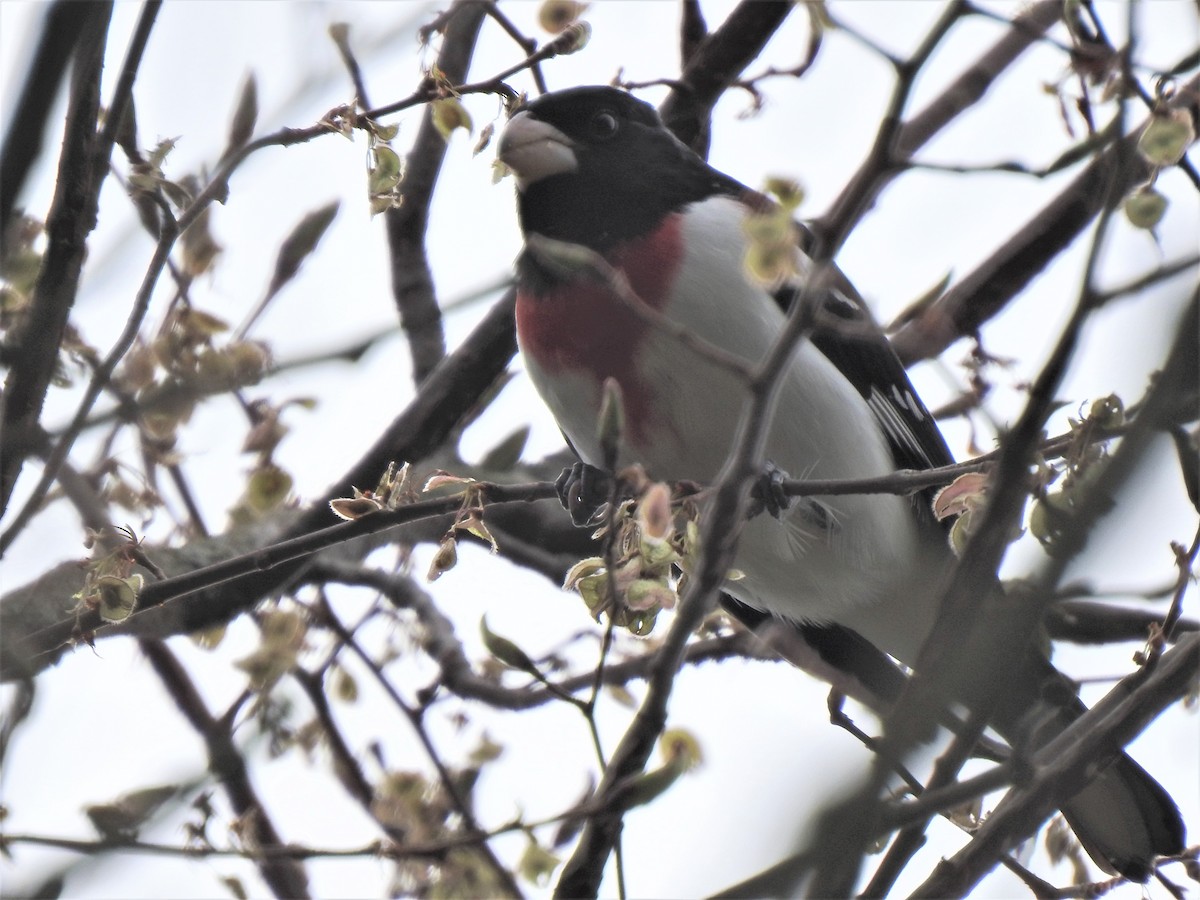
[749,461,792,520]
[556,462,614,527]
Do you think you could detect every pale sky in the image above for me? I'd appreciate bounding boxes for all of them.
[1,2,1197,897]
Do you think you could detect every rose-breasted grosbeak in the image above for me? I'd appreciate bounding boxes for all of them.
[499,85,1183,881]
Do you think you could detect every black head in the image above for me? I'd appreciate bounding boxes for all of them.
[499,86,744,250]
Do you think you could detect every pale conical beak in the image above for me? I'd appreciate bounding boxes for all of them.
[498,111,578,190]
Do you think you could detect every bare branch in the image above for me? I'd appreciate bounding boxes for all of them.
[0,4,113,514]
[806,89,1139,895]
[812,0,1062,252]
[814,0,970,255]
[0,2,95,241]
[140,639,311,898]
[386,1,487,384]
[912,634,1200,897]
[659,1,795,153]
[891,71,1200,364]
[554,257,831,898]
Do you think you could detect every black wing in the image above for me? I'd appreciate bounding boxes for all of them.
[811,286,954,472]
[773,279,954,474]
[720,594,909,701]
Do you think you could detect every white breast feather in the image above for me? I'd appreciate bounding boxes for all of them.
[524,195,946,664]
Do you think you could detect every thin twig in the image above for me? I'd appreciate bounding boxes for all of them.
[805,46,1139,894]
[1,213,179,555]
[815,0,970,255]
[140,638,312,898]
[910,634,1200,897]
[315,595,522,897]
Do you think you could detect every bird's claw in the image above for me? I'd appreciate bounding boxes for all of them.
[749,461,792,520]
[556,462,613,527]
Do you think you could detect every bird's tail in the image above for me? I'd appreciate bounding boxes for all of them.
[996,659,1185,882]
[1057,727,1185,881]
[727,598,1186,880]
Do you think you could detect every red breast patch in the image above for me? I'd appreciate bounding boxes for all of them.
[516,213,684,443]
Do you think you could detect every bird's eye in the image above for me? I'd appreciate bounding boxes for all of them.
[588,109,619,140]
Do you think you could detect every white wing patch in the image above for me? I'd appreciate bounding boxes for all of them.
[890,383,926,420]
[867,386,934,469]
[826,287,859,317]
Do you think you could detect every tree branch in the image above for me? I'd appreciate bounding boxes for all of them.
[911,634,1200,898]
[812,0,1063,252]
[0,3,113,514]
[140,639,311,898]
[385,1,487,384]
[659,0,794,154]
[553,258,832,897]
[0,0,163,545]
[0,1,93,243]
[806,94,1137,895]
[891,71,1200,364]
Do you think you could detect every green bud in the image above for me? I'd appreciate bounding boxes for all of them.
[1124,187,1167,230]
[1137,108,1195,167]
[431,97,473,141]
[1089,394,1125,429]
[480,615,540,677]
[625,578,676,612]
[427,536,458,581]
[596,377,625,469]
[539,0,589,33]
[96,574,142,622]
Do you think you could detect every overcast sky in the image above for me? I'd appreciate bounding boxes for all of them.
[1,2,1197,897]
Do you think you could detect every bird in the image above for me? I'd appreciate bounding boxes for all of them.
[497,84,1184,882]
